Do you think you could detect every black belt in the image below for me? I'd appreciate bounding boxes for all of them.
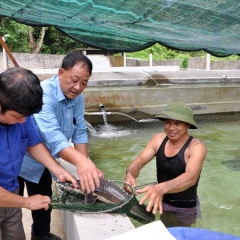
[163,198,197,208]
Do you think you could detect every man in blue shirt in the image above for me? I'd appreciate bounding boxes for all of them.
[0,67,77,240]
[19,50,104,240]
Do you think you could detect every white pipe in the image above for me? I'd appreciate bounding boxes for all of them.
[85,111,139,122]
[2,36,7,70]
[123,52,126,67]
[149,53,152,67]
[206,53,210,70]
[85,112,112,115]
[2,34,10,70]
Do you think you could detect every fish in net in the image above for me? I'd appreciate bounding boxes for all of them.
[51,178,155,224]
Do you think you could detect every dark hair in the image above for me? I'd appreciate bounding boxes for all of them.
[0,67,43,116]
[61,50,93,75]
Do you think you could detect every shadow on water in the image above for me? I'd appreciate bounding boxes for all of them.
[221,159,240,171]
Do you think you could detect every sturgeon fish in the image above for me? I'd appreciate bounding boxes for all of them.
[53,178,155,224]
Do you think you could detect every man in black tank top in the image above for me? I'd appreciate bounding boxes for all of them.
[125,102,207,227]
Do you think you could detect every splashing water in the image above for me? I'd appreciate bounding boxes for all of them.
[85,121,99,135]
[85,103,158,138]
[91,123,137,138]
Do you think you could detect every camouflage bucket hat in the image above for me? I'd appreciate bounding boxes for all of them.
[155,102,198,129]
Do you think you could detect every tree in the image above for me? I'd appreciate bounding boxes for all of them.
[41,26,87,54]
[28,26,46,54]
[0,17,87,54]
[0,17,30,52]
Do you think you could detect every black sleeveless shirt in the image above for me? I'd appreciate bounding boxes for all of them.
[156,136,199,208]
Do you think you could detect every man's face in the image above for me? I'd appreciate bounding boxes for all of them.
[164,119,190,141]
[58,63,90,100]
[0,110,26,124]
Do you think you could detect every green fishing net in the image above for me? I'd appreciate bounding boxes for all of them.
[51,180,155,224]
[51,180,135,213]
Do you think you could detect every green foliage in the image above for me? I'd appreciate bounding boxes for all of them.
[0,18,87,54]
[0,18,31,52]
[210,54,240,61]
[126,43,240,63]
[180,57,189,68]
[41,26,87,54]
[126,44,195,61]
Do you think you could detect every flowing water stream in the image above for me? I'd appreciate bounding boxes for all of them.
[87,113,240,236]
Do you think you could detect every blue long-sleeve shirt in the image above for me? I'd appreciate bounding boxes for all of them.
[19,75,88,183]
[0,117,41,191]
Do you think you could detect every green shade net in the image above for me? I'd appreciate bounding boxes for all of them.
[0,0,239,57]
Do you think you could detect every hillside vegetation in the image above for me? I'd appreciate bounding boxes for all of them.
[126,43,240,62]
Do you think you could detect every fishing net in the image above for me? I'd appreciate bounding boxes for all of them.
[0,0,239,56]
[51,180,135,213]
[51,179,155,224]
